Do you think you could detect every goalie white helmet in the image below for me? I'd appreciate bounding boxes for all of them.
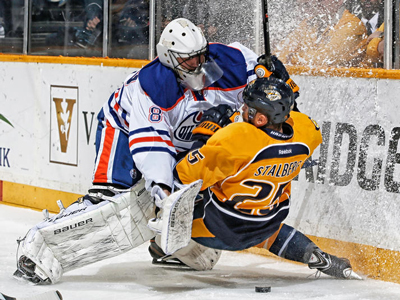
[156,18,223,91]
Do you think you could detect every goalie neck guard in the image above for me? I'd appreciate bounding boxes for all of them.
[242,77,294,125]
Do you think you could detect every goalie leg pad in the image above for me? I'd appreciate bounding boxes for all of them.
[18,179,155,283]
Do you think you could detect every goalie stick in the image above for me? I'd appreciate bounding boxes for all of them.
[0,290,62,300]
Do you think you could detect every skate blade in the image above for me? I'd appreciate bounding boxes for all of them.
[152,258,188,268]
[346,269,363,280]
[13,269,51,285]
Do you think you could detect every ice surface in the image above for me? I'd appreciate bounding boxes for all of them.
[1,204,400,300]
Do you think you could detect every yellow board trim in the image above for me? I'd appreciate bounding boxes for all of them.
[0,54,400,79]
[0,180,82,213]
[0,54,150,68]
[245,235,400,284]
[287,65,400,80]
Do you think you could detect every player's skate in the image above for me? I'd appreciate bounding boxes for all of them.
[308,248,362,279]
[148,237,186,267]
[148,235,221,271]
[13,255,51,285]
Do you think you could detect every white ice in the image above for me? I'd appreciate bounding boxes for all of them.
[1,204,400,300]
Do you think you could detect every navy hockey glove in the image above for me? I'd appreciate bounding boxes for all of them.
[192,104,239,144]
[254,55,299,96]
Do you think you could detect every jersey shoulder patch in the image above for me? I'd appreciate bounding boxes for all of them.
[139,58,186,110]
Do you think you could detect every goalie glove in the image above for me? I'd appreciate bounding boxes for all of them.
[254,55,300,96]
[191,104,240,144]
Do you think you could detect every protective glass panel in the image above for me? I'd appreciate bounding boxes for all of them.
[153,0,258,58]
[395,0,400,68]
[0,0,24,53]
[29,0,103,57]
[1,0,396,69]
[270,0,385,68]
[108,0,149,59]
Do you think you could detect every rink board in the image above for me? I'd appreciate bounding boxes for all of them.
[1,56,400,283]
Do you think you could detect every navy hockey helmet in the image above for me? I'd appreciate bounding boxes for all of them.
[242,77,294,125]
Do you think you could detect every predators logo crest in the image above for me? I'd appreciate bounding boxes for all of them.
[264,89,282,101]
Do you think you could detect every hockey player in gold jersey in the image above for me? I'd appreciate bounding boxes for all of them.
[173,77,361,279]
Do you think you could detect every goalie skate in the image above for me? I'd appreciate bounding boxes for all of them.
[13,255,51,285]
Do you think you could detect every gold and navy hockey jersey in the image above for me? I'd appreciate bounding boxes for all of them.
[174,111,322,250]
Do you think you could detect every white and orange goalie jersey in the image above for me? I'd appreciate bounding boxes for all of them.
[174,111,322,250]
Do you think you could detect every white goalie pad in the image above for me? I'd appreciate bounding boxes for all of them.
[19,179,155,283]
[149,180,202,255]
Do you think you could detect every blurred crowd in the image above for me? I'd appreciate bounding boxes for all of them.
[0,0,396,68]
[0,0,149,54]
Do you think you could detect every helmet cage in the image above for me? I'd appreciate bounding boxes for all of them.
[169,45,209,74]
[171,46,223,91]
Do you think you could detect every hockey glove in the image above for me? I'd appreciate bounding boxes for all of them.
[148,184,169,234]
[254,55,299,95]
[151,184,168,208]
[192,104,239,144]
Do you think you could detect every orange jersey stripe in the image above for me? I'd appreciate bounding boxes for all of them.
[129,136,174,148]
[93,120,115,183]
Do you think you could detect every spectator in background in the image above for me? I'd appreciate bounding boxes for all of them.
[274,0,384,68]
[75,0,103,48]
[76,0,150,49]
[349,0,384,35]
[0,0,6,38]
[0,0,13,38]
[365,23,385,67]
[115,0,149,45]
[181,0,217,40]
[275,0,366,67]
[364,0,400,68]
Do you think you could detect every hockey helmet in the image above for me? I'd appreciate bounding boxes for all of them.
[156,18,223,91]
[242,77,294,125]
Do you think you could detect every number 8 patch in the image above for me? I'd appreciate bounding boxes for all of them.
[149,106,163,123]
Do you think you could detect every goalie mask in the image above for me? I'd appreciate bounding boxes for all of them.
[242,77,294,125]
[156,18,223,91]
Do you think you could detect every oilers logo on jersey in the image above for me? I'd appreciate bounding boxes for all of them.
[174,111,203,142]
